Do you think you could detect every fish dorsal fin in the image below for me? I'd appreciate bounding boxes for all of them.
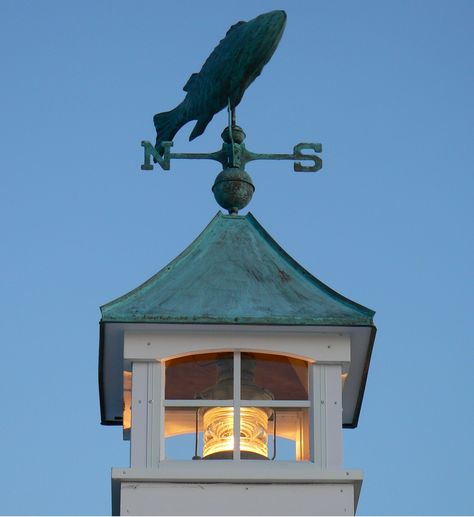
[226,20,245,36]
[183,73,199,92]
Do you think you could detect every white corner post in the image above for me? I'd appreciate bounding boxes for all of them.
[310,363,343,469]
[130,361,164,468]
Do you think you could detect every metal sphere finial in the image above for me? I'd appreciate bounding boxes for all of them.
[212,167,255,214]
[212,125,254,214]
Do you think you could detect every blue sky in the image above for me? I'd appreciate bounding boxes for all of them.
[0,0,473,514]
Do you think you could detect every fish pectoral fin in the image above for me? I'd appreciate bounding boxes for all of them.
[183,73,199,92]
[189,115,213,141]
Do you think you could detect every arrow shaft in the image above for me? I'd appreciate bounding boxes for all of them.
[141,140,322,173]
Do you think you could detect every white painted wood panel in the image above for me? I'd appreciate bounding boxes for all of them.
[124,327,350,364]
[310,364,343,469]
[113,465,363,515]
[325,364,343,469]
[130,362,148,468]
[119,483,356,516]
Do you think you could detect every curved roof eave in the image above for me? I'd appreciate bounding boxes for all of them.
[100,212,375,326]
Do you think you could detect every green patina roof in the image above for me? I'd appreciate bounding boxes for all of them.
[100,212,374,326]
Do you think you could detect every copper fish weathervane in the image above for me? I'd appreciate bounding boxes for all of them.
[141,10,322,214]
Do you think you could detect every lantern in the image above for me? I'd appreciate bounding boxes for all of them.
[162,351,311,462]
[197,355,273,460]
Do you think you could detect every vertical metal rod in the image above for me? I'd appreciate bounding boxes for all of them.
[227,98,237,168]
[227,99,233,135]
[192,408,200,460]
[271,409,277,460]
[227,99,236,128]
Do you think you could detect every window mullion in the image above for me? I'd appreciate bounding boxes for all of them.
[163,399,233,407]
[233,351,241,461]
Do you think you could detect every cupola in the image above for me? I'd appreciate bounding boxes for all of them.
[99,212,376,515]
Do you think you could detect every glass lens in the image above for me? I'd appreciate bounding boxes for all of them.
[202,407,235,459]
[240,407,269,458]
[164,406,309,461]
[165,352,233,400]
[201,407,270,459]
[241,353,308,400]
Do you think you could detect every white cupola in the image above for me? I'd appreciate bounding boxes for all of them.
[99,212,376,515]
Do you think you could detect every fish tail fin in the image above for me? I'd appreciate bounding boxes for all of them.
[153,104,186,154]
[189,115,213,141]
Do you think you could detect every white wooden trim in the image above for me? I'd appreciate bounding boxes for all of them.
[145,363,154,467]
[141,362,162,467]
[310,363,325,468]
[324,364,343,469]
[130,362,148,468]
[113,465,363,516]
[112,463,363,482]
[233,351,241,461]
[151,362,165,467]
[163,400,233,408]
[310,364,343,469]
[124,328,350,364]
[241,400,310,408]
[163,399,311,408]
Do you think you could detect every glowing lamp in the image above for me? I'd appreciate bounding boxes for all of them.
[197,355,273,460]
[202,407,270,459]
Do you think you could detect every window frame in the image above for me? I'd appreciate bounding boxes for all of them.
[163,351,311,461]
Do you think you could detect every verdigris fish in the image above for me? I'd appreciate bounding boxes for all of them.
[153,10,286,151]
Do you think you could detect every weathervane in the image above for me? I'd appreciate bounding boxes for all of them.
[141,10,322,214]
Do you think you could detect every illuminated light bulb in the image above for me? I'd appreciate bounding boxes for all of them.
[202,407,269,459]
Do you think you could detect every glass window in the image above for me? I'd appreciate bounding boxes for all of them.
[241,352,308,400]
[163,352,310,462]
[164,407,204,460]
[267,408,310,461]
[165,352,233,399]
